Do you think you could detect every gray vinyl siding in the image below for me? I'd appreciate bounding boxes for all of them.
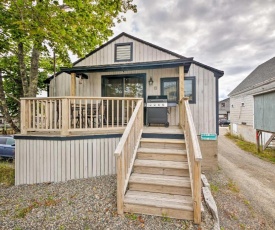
[254,91,275,132]
[186,63,217,134]
[74,35,179,66]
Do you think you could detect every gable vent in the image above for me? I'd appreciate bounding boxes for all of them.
[115,43,133,62]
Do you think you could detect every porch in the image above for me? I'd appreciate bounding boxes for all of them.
[17,96,202,224]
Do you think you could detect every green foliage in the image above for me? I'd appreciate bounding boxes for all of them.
[225,132,275,163]
[0,161,15,186]
[0,0,136,128]
[0,0,137,61]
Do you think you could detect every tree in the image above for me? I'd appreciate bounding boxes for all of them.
[0,0,137,132]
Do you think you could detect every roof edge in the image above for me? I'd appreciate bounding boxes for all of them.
[229,77,275,97]
[192,60,224,78]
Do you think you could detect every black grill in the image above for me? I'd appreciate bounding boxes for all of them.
[146,95,169,127]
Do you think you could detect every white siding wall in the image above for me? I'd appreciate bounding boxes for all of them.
[186,64,217,134]
[230,95,254,126]
[15,137,120,185]
[74,35,179,66]
[230,81,275,143]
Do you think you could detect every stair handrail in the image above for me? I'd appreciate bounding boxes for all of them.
[180,97,202,224]
[114,99,143,215]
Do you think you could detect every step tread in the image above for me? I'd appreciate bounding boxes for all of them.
[138,147,187,155]
[129,173,191,187]
[134,159,189,169]
[143,126,183,134]
[140,138,185,144]
[124,190,193,211]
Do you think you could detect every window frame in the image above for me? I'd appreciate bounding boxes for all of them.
[114,42,133,62]
[160,77,179,103]
[160,76,196,104]
[184,76,196,104]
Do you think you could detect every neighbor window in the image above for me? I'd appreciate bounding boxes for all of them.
[160,76,196,104]
[221,103,225,107]
[115,42,133,62]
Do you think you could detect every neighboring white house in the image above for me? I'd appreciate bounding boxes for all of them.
[228,57,275,145]
[218,98,230,120]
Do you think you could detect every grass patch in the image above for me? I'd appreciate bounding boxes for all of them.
[15,195,61,218]
[161,212,172,222]
[225,132,275,163]
[210,183,219,194]
[0,161,15,186]
[227,179,240,193]
[125,213,138,220]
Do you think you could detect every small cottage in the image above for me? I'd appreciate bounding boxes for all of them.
[15,32,224,223]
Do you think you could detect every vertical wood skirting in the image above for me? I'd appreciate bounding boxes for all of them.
[15,137,120,185]
[70,73,76,96]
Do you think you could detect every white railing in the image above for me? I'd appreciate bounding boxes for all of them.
[20,97,141,135]
[180,97,202,224]
[114,99,143,214]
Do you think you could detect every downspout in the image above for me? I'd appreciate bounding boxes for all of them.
[215,74,219,135]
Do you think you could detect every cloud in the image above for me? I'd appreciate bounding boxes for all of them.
[113,0,275,100]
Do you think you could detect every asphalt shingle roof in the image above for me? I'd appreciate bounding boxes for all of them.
[229,56,275,96]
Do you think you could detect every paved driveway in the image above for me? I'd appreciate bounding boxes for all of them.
[218,127,275,225]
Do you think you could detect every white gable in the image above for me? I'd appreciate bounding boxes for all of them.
[74,35,181,67]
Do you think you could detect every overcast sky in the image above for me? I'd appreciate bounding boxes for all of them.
[110,0,275,100]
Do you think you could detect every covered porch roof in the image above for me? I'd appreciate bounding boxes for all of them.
[59,58,193,75]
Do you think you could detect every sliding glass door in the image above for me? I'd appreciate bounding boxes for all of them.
[102,74,146,125]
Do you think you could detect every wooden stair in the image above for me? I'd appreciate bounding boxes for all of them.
[124,137,194,220]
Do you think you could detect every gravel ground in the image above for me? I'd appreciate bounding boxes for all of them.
[206,169,273,230]
[0,175,214,230]
[204,127,275,230]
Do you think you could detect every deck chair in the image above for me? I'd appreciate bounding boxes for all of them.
[87,101,106,128]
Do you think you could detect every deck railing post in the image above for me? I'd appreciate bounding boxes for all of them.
[21,99,27,134]
[116,154,124,214]
[61,98,69,135]
[193,160,201,224]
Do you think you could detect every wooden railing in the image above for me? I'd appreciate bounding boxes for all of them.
[114,99,143,214]
[20,97,141,135]
[180,97,202,224]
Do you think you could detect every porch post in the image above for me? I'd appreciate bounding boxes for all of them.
[179,65,185,99]
[70,73,76,96]
[179,65,185,126]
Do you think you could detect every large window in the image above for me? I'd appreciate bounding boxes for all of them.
[114,42,133,62]
[102,74,145,99]
[161,77,196,104]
